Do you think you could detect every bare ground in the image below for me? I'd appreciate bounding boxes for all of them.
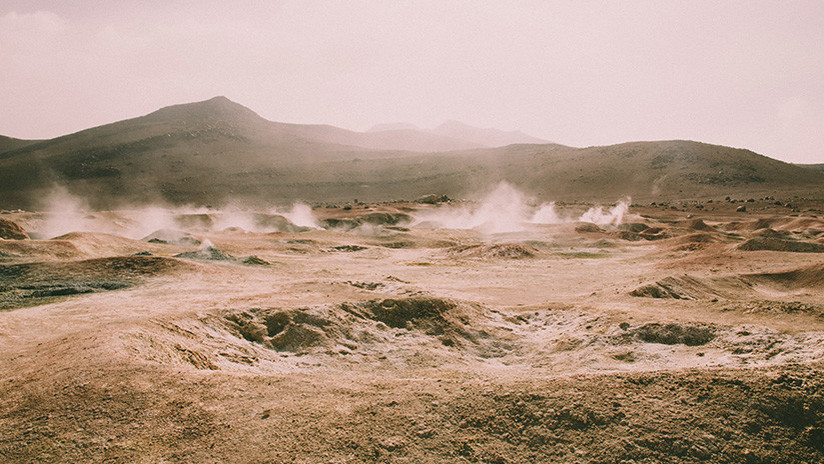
[1,198,824,463]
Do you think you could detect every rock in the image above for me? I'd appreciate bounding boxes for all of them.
[269,324,326,351]
[0,218,29,240]
[174,246,236,261]
[736,205,747,212]
[575,223,605,233]
[416,194,450,204]
[242,256,270,265]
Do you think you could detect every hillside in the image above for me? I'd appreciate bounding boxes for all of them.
[0,135,39,154]
[798,163,824,173]
[1,97,822,209]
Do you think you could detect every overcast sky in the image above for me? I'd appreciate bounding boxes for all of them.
[1,1,822,163]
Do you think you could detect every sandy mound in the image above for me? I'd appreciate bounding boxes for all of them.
[0,218,29,240]
[617,222,650,233]
[242,256,270,266]
[360,212,413,226]
[0,240,82,261]
[629,275,748,300]
[142,229,202,246]
[751,228,790,239]
[447,243,537,259]
[319,212,412,231]
[52,231,157,257]
[250,213,309,232]
[744,263,824,291]
[0,256,199,309]
[1,256,197,282]
[575,223,604,233]
[174,246,236,261]
[778,217,824,232]
[608,230,645,241]
[616,322,716,346]
[737,238,824,253]
[222,297,512,359]
[723,218,779,231]
[678,218,716,231]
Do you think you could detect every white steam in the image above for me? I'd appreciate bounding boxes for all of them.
[35,187,319,239]
[414,181,630,233]
[281,203,318,229]
[415,182,531,234]
[578,201,629,226]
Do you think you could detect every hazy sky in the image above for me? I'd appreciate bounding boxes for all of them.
[1,1,822,163]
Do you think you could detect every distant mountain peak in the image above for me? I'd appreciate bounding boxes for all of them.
[367,122,420,132]
[431,120,550,147]
[145,96,263,125]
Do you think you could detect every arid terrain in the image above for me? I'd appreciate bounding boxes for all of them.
[2,189,824,463]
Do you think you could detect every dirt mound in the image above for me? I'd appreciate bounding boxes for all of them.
[737,238,824,253]
[679,218,716,231]
[617,222,650,233]
[751,228,790,239]
[609,230,645,241]
[0,239,82,261]
[665,233,721,248]
[51,231,155,257]
[360,212,413,226]
[447,243,537,259]
[327,245,368,252]
[319,218,361,231]
[0,218,29,240]
[251,213,309,232]
[319,212,413,231]
[638,227,670,240]
[0,256,197,309]
[142,229,201,246]
[778,217,824,232]
[575,223,605,233]
[1,256,195,281]
[624,322,716,346]
[723,218,779,231]
[174,246,236,261]
[173,213,216,230]
[744,263,824,291]
[223,297,508,357]
[242,256,270,266]
[629,275,745,300]
[357,298,456,329]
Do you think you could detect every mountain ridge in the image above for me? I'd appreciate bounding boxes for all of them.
[1,96,821,209]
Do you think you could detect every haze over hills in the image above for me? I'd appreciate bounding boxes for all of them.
[0,96,822,210]
[365,120,551,149]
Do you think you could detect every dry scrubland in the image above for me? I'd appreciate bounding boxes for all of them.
[1,191,824,463]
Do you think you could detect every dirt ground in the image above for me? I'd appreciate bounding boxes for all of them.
[1,197,823,463]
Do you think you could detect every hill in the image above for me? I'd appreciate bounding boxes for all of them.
[1,97,822,209]
[0,135,39,154]
[798,163,824,173]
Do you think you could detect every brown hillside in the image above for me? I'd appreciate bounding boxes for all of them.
[0,97,821,209]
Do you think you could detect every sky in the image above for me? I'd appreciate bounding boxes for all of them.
[1,0,823,163]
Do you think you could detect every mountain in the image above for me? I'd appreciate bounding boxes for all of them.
[1,97,822,209]
[368,123,420,132]
[431,120,550,147]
